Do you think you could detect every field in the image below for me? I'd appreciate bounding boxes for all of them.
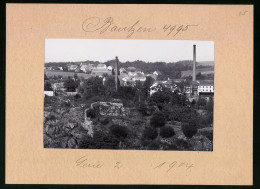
[45,70,92,79]
[181,67,214,77]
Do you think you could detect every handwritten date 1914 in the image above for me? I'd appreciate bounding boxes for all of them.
[153,161,194,173]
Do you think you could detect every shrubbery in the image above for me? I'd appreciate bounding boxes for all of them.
[150,111,166,128]
[87,108,99,118]
[200,129,213,141]
[159,126,175,138]
[110,125,128,139]
[182,122,198,138]
[143,127,158,140]
[80,131,119,149]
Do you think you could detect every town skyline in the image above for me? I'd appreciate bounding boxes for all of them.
[45,39,214,63]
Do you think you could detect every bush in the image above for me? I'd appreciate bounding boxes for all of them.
[200,129,213,141]
[100,117,110,125]
[110,125,128,139]
[150,111,166,128]
[80,131,119,149]
[175,138,190,150]
[87,108,97,118]
[74,94,81,99]
[205,132,213,141]
[143,127,158,140]
[138,103,149,116]
[147,140,160,150]
[182,122,198,138]
[160,126,175,138]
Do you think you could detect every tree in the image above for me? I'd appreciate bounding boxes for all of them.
[206,98,214,112]
[160,126,175,138]
[197,97,207,107]
[44,82,52,91]
[196,72,205,80]
[44,73,48,80]
[150,111,166,128]
[62,66,68,72]
[182,122,198,138]
[80,131,119,149]
[80,76,105,98]
[64,77,79,92]
[142,76,154,97]
[143,127,158,140]
[135,80,142,90]
[110,125,128,139]
[149,90,171,106]
[104,75,116,95]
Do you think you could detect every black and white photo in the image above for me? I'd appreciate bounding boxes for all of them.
[44,39,214,151]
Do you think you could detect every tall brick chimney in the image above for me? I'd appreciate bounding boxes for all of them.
[115,56,119,92]
[193,45,196,81]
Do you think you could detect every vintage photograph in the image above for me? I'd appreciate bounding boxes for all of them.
[44,39,214,151]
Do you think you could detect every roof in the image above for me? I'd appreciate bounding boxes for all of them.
[198,80,214,86]
[96,64,107,68]
[154,71,162,74]
[127,67,137,71]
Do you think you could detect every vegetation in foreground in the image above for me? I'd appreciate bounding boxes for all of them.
[44,74,213,151]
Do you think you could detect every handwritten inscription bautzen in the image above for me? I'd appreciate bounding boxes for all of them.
[82,17,198,38]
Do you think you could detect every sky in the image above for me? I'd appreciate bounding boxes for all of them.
[45,39,214,63]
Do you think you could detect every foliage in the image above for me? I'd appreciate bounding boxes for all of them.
[87,108,99,118]
[147,140,161,150]
[80,131,119,149]
[206,98,214,112]
[44,73,48,80]
[160,126,175,138]
[44,82,52,91]
[137,103,149,116]
[196,72,206,80]
[74,94,81,100]
[142,127,158,140]
[149,91,171,106]
[79,76,105,98]
[197,97,207,107]
[104,75,116,95]
[64,77,80,92]
[182,122,198,138]
[142,76,154,97]
[150,111,166,128]
[99,117,110,125]
[110,125,128,139]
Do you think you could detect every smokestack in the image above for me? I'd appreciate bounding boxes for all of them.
[115,56,119,92]
[193,45,196,81]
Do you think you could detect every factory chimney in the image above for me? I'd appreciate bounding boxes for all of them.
[115,56,119,92]
[193,45,196,81]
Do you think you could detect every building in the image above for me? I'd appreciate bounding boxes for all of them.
[172,78,186,83]
[44,91,54,97]
[153,71,162,76]
[149,81,178,96]
[52,82,66,92]
[80,64,94,73]
[119,68,126,74]
[45,67,52,71]
[107,66,113,71]
[126,67,137,72]
[69,65,78,71]
[96,63,107,69]
[132,73,146,82]
[91,65,111,76]
[146,74,158,80]
[198,80,214,95]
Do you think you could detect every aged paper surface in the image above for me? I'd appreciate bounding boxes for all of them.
[6,4,253,185]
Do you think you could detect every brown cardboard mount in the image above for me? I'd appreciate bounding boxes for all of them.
[6,4,253,185]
